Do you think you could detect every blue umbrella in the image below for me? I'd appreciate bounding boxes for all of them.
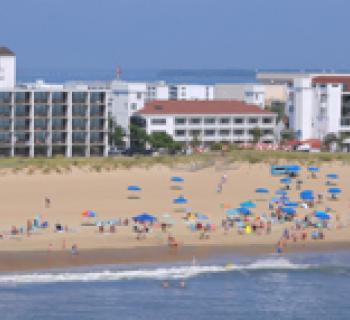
[287,165,301,173]
[173,196,188,204]
[255,188,269,194]
[328,188,342,194]
[238,207,251,215]
[171,176,184,183]
[300,190,314,200]
[240,200,256,209]
[284,201,299,207]
[133,213,157,223]
[326,173,338,180]
[128,185,141,191]
[315,211,330,220]
[281,207,296,215]
[226,208,240,216]
[308,167,320,173]
[280,177,291,185]
[276,189,288,196]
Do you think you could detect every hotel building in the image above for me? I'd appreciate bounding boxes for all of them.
[0,47,108,157]
[136,100,277,146]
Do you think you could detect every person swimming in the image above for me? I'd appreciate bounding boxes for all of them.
[179,281,186,288]
[162,281,169,288]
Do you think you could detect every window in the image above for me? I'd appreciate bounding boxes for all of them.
[234,118,244,124]
[204,130,215,136]
[233,130,244,135]
[263,117,273,124]
[219,129,230,136]
[72,92,87,104]
[175,130,185,136]
[34,92,49,103]
[175,118,186,125]
[204,118,215,124]
[130,103,138,111]
[248,118,258,124]
[220,118,230,124]
[245,91,254,97]
[136,92,142,100]
[190,130,201,136]
[151,118,166,125]
[189,118,201,124]
[263,129,273,135]
[289,106,294,113]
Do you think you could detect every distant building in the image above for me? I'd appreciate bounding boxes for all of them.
[0,47,16,89]
[214,83,287,109]
[136,100,277,147]
[168,84,214,100]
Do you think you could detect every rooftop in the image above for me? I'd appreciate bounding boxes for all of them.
[138,100,275,115]
[0,47,15,57]
[312,76,350,91]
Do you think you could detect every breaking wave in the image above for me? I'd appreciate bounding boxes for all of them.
[0,258,316,284]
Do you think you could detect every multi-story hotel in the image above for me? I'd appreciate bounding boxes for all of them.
[0,48,108,157]
[137,100,277,146]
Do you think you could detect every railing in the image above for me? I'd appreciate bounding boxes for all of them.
[52,126,66,131]
[15,112,30,117]
[15,127,30,131]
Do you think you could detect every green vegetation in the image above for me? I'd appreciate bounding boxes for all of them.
[251,127,263,144]
[148,132,182,153]
[108,117,125,147]
[1,150,350,174]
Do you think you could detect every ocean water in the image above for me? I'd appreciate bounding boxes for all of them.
[0,251,350,319]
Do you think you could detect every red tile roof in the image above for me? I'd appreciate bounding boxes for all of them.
[312,76,350,91]
[138,100,275,115]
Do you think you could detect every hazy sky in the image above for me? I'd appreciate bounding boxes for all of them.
[1,0,349,70]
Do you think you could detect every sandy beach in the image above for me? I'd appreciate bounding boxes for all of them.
[0,160,349,272]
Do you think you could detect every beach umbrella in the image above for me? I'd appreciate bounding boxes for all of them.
[315,211,331,220]
[327,187,342,194]
[133,213,157,223]
[300,190,314,200]
[255,188,269,194]
[238,207,251,215]
[226,208,241,216]
[171,176,184,183]
[173,196,188,204]
[275,189,288,196]
[281,207,296,215]
[308,167,320,173]
[284,201,299,207]
[280,177,291,185]
[240,200,256,209]
[81,210,97,218]
[288,165,301,173]
[128,185,142,191]
[326,173,338,180]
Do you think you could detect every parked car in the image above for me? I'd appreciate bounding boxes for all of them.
[121,148,154,156]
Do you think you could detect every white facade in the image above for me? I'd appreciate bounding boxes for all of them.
[169,84,214,100]
[287,76,346,141]
[138,101,277,146]
[0,48,16,89]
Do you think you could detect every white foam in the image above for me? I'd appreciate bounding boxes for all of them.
[0,259,313,284]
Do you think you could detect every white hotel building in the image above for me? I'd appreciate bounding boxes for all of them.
[0,47,108,157]
[137,100,277,146]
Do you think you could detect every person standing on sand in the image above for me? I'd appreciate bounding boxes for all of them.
[71,244,78,256]
[45,197,51,208]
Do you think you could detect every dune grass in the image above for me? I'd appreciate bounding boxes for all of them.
[0,150,350,174]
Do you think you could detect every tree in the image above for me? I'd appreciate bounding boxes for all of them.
[130,124,149,149]
[108,117,125,147]
[267,102,286,122]
[148,132,181,153]
[190,133,201,149]
[323,133,338,151]
[280,130,296,142]
[251,127,263,144]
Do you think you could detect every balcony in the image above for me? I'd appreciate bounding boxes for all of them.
[52,125,66,131]
[72,111,87,117]
[90,139,104,144]
[90,126,105,131]
[0,126,11,131]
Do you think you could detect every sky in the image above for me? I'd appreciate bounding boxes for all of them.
[1,0,349,70]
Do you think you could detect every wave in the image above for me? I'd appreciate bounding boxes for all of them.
[0,258,316,284]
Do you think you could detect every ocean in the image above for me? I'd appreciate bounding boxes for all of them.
[1,251,350,319]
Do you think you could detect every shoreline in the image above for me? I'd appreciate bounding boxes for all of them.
[1,241,350,273]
